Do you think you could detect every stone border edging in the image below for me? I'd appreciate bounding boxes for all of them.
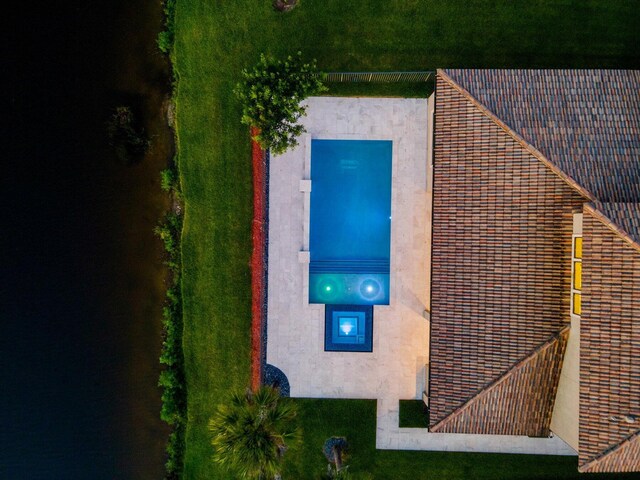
[264,364,290,397]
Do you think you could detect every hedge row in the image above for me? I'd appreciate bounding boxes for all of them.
[156,164,186,479]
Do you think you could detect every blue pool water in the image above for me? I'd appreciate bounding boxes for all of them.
[309,139,392,305]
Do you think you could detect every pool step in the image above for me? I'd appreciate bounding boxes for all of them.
[309,259,389,274]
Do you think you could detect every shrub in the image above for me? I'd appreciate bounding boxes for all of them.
[160,384,184,425]
[160,167,177,192]
[166,285,180,304]
[158,368,179,389]
[234,52,327,155]
[157,31,172,54]
[156,0,181,472]
[155,207,185,478]
[165,425,185,478]
[157,0,176,54]
[154,212,182,261]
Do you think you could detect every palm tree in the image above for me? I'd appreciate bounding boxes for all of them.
[209,386,300,479]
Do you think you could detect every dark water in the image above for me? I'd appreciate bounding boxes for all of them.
[2,1,171,478]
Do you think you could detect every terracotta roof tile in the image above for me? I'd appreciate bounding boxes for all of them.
[433,70,640,472]
[429,75,583,432]
[590,202,640,248]
[442,69,640,203]
[431,327,569,436]
[579,432,640,473]
[579,209,640,471]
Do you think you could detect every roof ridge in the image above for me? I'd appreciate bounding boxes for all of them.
[585,203,640,253]
[430,325,570,433]
[579,429,640,473]
[436,69,594,201]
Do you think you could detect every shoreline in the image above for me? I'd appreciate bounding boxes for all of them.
[106,0,176,476]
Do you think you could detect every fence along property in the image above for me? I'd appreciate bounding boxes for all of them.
[320,71,433,83]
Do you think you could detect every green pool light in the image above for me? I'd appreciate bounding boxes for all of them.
[318,278,339,300]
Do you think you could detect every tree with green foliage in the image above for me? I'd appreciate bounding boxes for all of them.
[235,52,327,155]
[209,386,300,479]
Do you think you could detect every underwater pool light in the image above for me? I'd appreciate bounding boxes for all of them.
[359,279,381,299]
[338,316,357,336]
[318,277,338,300]
[340,323,353,335]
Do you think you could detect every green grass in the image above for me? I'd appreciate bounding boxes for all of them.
[284,399,638,480]
[173,1,640,478]
[328,81,433,99]
[399,399,429,428]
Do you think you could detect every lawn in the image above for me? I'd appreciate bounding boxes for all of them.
[172,1,640,478]
[399,399,429,428]
[284,399,639,480]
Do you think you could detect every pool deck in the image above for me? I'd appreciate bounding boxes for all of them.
[266,96,574,456]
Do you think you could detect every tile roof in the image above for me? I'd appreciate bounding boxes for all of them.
[429,75,584,433]
[431,327,569,436]
[579,209,640,472]
[579,432,640,473]
[442,69,640,203]
[433,70,640,472]
[589,202,640,249]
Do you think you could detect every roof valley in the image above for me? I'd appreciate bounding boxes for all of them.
[431,327,570,436]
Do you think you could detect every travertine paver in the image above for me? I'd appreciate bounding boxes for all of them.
[268,97,429,399]
[266,96,575,455]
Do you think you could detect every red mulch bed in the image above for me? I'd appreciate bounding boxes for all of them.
[250,127,266,391]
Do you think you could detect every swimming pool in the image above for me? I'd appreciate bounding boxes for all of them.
[309,139,392,305]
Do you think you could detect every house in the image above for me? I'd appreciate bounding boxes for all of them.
[429,69,639,473]
[264,69,638,474]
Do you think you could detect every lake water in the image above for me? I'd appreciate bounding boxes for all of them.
[2,0,172,478]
